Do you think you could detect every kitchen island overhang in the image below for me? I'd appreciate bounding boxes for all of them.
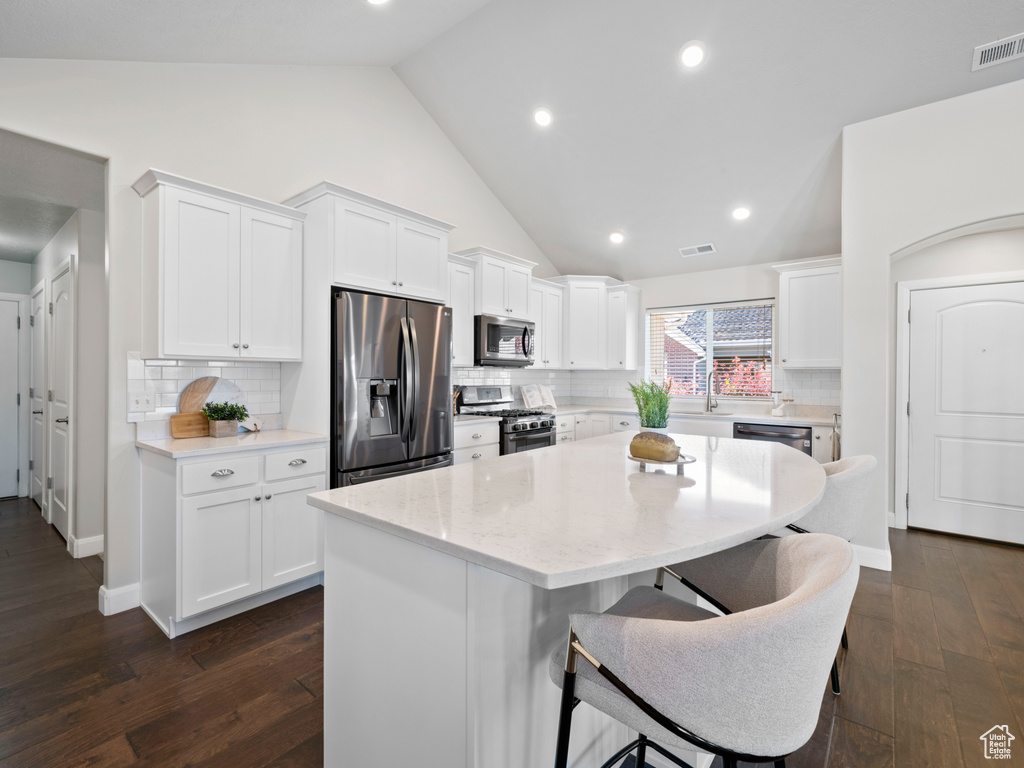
[309,432,827,768]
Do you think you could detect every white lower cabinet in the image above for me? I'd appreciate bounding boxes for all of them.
[666,417,733,438]
[612,415,638,432]
[453,421,501,465]
[589,414,611,438]
[811,426,833,464]
[140,442,327,638]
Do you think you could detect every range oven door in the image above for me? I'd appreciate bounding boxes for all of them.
[475,314,535,367]
[501,427,557,455]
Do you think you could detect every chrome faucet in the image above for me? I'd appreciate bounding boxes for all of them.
[705,368,719,413]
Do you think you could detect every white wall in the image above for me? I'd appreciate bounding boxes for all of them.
[843,77,1024,553]
[0,59,556,598]
[0,260,31,294]
[30,212,78,288]
[630,262,778,310]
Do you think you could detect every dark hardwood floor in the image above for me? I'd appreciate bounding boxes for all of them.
[3,495,1023,767]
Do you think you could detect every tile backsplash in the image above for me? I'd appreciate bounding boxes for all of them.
[453,367,572,406]
[127,353,281,424]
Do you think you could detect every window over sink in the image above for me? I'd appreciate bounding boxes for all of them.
[646,301,773,398]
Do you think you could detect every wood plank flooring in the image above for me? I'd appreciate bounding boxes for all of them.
[3,496,1024,767]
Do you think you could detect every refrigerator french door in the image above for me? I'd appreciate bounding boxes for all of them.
[332,290,454,487]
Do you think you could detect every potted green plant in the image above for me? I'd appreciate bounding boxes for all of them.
[628,379,671,431]
[201,401,249,438]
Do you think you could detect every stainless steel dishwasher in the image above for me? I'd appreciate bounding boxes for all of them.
[733,422,813,455]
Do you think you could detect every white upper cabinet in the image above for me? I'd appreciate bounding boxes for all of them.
[288,182,453,304]
[457,247,536,320]
[529,278,565,369]
[133,170,304,361]
[447,255,477,367]
[606,284,640,370]
[773,257,842,369]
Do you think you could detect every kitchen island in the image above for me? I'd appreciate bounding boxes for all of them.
[308,431,826,768]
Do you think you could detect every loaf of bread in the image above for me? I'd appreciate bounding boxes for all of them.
[630,431,680,462]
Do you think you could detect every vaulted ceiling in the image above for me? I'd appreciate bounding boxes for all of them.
[2,0,1023,277]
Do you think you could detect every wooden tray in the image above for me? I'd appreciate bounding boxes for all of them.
[627,453,696,475]
[170,412,210,438]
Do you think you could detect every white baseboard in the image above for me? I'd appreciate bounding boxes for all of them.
[888,511,897,528]
[69,533,103,558]
[99,583,141,615]
[853,543,892,572]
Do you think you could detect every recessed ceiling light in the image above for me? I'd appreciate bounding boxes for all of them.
[533,107,553,127]
[367,0,389,5]
[680,41,707,68]
[732,207,751,221]
[609,230,625,245]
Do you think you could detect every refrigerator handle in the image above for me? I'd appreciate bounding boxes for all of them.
[399,317,413,443]
[408,316,421,443]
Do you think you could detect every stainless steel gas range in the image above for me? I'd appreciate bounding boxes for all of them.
[458,385,557,455]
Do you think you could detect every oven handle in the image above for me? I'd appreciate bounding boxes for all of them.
[505,428,556,442]
[735,425,807,439]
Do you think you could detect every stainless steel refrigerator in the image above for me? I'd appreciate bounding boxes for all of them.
[332,289,454,487]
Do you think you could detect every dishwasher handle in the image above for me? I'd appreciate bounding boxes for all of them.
[735,425,807,440]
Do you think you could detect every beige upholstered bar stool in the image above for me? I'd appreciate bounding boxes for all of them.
[664,454,877,695]
[550,535,859,768]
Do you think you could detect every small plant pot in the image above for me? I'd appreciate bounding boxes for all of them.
[209,420,239,438]
[640,426,669,434]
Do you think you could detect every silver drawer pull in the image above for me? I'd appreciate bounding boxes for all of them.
[619,421,630,426]
[211,469,235,477]
[561,436,569,441]
[472,433,482,439]
[288,458,307,466]
[472,453,482,459]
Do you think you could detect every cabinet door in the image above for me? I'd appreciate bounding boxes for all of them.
[811,426,833,464]
[181,486,261,618]
[333,199,397,294]
[590,414,611,438]
[448,261,476,367]
[262,475,326,590]
[666,417,733,438]
[574,415,592,440]
[567,283,605,369]
[612,415,638,432]
[478,258,509,316]
[240,209,303,360]
[779,267,842,368]
[507,265,532,319]
[452,443,501,465]
[528,283,546,368]
[543,287,564,368]
[607,290,626,369]
[397,219,447,302]
[162,188,241,358]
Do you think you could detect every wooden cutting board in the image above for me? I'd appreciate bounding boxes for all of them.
[170,412,210,438]
[178,376,219,414]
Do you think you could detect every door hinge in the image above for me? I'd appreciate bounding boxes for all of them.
[16,393,20,406]
[16,469,19,483]
[907,308,911,324]
[47,477,52,489]
[29,387,33,399]
[48,390,53,402]
[907,402,910,416]
[29,315,34,326]
[29,459,33,471]
[906,493,909,510]
[16,316,20,329]
[49,302,53,315]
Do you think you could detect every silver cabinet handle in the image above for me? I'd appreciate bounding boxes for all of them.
[265,493,272,499]
[288,458,307,466]
[32,410,43,414]
[242,343,249,349]
[472,433,482,439]
[472,453,481,459]
[211,469,235,477]
[55,417,69,424]
[233,343,240,348]
[392,281,398,286]
[399,282,404,287]
[560,436,569,441]
[255,495,262,501]
[620,421,630,426]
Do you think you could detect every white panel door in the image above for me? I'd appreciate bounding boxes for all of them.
[261,475,325,589]
[567,283,604,368]
[240,209,302,360]
[478,258,508,316]
[778,266,842,368]
[29,285,46,512]
[908,281,1024,542]
[528,282,546,368]
[543,287,564,368]
[396,219,446,302]
[181,486,262,617]
[506,266,532,320]
[163,188,241,358]
[0,299,18,498]
[448,261,476,367]
[333,199,397,293]
[49,267,73,540]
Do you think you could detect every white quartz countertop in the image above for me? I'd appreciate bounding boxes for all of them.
[136,429,328,458]
[308,431,826,589]
[553,403,837,427]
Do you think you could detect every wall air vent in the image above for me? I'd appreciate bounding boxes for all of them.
[972,32,1024,71]
[679,242,717,258]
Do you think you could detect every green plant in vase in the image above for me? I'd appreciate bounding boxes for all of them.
[628,379,671,429]
[201,401,250,438]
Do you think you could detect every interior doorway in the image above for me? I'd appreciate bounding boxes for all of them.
[29,280,46,511]
[0,295,20,498]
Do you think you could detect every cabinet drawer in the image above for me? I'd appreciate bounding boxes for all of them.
[265,446,327,482]
[612,415,638,432]
[453,443,501,465]
[556,433,575,445]
[555,417,575,434]
[181,456,259,495]
[454,422,500,450]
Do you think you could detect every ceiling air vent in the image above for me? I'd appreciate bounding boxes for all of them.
[972,32,1024,71]
[679,242,717,258]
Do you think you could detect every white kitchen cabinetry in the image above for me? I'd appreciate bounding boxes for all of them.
[667,417,733,438]
[133,170,305,361]
[456,248,535,320]
[453,421,501,464]
[589,414,611,438]
[606,285,641,370]
[812,426,833,464]
[612,415,638,432]
[573,414,592,441]
[528,279,565,368]
[140,441,327,638]
[773,257,842,369]
[555,415,575,445]
[448,255,477,367]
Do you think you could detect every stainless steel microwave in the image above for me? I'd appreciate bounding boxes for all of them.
[474,314,535,367]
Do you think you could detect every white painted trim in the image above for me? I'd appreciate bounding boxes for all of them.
[853,543,892,572]
[891,213,1024,263]
[894,269,1024,532]
[771,255,842,272]
[70,533,103,558]
[99,582,140,615]
[132,168,306,221]
[888,511,896,528]
[453,245,537,269]
[284,181,450,230]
